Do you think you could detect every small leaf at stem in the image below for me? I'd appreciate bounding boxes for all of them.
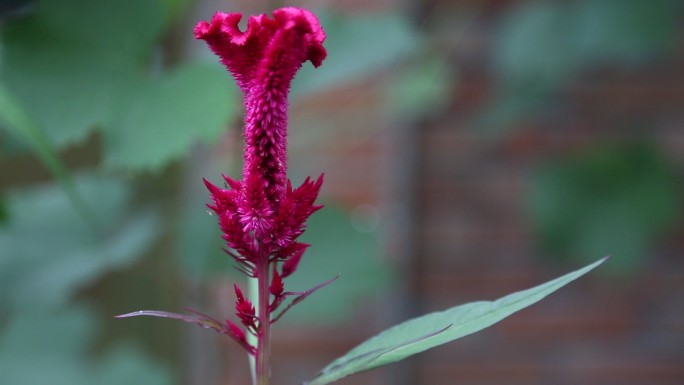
[234,284,257,329]
[115,308,256,354]
[115,310,223,332]
[270,267,284,297]
[271,274,340,323]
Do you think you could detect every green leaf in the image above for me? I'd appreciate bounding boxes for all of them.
[0,0,167,146]
[0,175,160,310]
[305,257,606,385]
[0,305,172,385]
[385,55,454,119]
[574,0,680,63]
[103,61,237,171]
[0,306,96,385]
[94,343,172,385]
[483,1,680,131]
[529,143,681,273]
[292,12,419,97]
[282,203,391,324]
[494,2,579,88]
[0,195,7,225]
[0,84,93,223]
[494,1,679,87]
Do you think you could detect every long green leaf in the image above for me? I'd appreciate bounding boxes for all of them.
[305,257,607,385]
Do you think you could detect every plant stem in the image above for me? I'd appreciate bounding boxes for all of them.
[248,277,259,385]
[256,258,271,385]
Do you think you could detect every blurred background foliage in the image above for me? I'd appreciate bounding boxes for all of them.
[0,0,682,384]
[529,142,681,273]
[484,0,680,130]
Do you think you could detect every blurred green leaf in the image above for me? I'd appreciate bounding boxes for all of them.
[0,84,93,222]
[574,0,679,63]
[474,86,548,135]
[529,143,681,273]
[483,0,680,132]
[104,61,237,171]
[160,0,192,24]
[495,0,679,87]
[0,0,167,146]
[0,175,160,310]
[178,171,227,275]
[0,305,95,359]
[282,203,391,324]
[385,55,454,118]
[0,195,6,225]
[0,306,95,385]
[0,125,30,154]
[306,257,606,385]
[0,305,172,385]
[482,2,580,133]
[292,12,419,97]
[95,343,173,385]
[494,2,579,88]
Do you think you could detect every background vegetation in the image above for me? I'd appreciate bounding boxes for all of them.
[1,0,681,384]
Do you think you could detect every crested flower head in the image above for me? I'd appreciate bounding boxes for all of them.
[197,8,326,282]
[195,8,326,209]
[194,8,327,91]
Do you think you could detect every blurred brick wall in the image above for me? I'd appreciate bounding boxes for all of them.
[217,1,684,384]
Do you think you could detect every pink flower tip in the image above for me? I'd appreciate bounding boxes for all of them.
[194,7,326,91]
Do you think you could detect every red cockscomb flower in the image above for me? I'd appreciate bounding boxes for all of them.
[118,10,335,380]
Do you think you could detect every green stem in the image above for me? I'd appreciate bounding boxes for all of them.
[256,258,271,385]
[248,277,259,385]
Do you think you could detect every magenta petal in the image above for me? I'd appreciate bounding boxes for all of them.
[281,244,308,277]
[270,267,284,297]
[194,8,326,91]
[234,284,257,328]
[226,319,256,355]
[223,175,242,190]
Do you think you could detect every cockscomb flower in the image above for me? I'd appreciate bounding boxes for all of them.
[196,7,325,226]
[197,7,330,320]
[118,8,335,384]
[198,10,334,382]
[198,8,326,269]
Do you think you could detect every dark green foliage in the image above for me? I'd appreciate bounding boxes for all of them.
[482,0,680,131]
[529,143,681,273]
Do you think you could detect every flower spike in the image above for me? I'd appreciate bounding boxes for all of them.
[121,9,329,381]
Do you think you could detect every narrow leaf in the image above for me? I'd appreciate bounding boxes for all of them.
[305,257,607,385]
[271,275,339,323]
[115,309,223,333]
